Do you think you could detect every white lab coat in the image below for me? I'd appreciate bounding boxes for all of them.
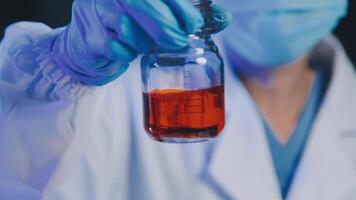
[0,23,356,200]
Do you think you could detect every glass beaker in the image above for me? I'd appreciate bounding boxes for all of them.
[141,0,225,143]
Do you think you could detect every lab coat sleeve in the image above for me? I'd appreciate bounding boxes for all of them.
[0,22,109,199]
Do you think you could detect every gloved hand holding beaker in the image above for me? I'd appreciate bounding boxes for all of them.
[52,0,230,86]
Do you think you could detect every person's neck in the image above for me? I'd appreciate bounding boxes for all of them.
[240,56,315,144]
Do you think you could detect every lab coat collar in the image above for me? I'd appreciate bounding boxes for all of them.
[287,36,356,200]
[205,35,356,200]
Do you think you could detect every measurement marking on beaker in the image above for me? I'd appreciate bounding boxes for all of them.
[184,70,193,89]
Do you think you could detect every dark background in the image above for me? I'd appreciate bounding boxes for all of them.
[1,0,356,65]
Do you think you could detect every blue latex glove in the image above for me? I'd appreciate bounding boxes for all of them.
[53,0,229,85]
[220,0,348,68]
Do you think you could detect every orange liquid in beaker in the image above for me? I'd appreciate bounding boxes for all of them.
[143,85,225,143]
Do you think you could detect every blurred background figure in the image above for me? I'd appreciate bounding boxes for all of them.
[1,1,356,200]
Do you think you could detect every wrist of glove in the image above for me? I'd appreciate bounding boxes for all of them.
[52,28,127,86]
[52,0,230,86]
[52,0,130,86]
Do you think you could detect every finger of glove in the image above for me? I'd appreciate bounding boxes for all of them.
[163,0,204,34]
[109,40,137,63]
[114,14,155,53]
[120,0,189,50]
[210,4,232,34]
[95,1,154,53]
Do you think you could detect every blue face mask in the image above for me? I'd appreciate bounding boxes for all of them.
[219,0,348,68]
